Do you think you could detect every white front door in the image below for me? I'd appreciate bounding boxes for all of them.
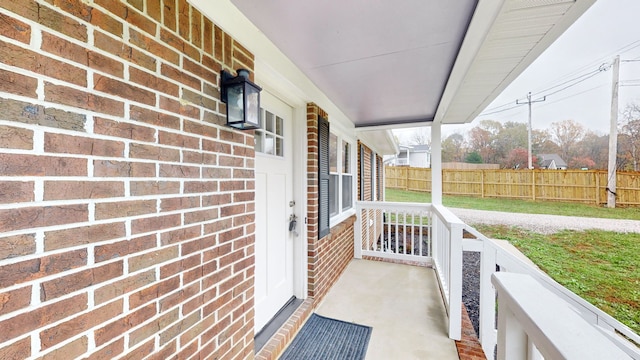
[254,91,296,332]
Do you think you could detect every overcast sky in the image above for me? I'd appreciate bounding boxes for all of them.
[396,0,640,143]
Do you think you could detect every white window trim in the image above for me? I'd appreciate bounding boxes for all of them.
[329,129,356,227]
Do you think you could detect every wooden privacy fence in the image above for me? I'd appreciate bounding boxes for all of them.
[385,166,640,206]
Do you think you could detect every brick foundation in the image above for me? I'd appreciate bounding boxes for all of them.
[254,299,314,360]
[456,304,488,360]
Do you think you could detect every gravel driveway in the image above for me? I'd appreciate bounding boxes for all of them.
[450,207,640,234]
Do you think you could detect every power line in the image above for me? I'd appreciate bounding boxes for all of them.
[479,104,523,116]
[531,67,605,96]
[536,83,608,109]
[480,65,608,116]
[541,67,607,97]
[479,39,640,118]
[480,62,611,115]
[531,39,640,93]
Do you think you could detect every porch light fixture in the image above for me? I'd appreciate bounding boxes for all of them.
[220,68,262,130]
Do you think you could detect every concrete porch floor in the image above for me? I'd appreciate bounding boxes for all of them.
[315,259,459,360]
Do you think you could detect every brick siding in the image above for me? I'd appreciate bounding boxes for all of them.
[0,1,256,359]
[305,103,355,303]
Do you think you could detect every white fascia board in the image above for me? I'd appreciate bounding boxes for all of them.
[434,0,596,125]
[189,0,356,133]
[434,0,505,125]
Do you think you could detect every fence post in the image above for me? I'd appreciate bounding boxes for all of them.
[481,170,485,198]
[595,171,600,205]
[404,167,409,190]
[532,170,536,201]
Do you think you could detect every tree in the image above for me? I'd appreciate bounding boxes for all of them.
[532,129,560,155]
[568,156,596,169]
[409,127,431,146]
[503,148,537,169]
[441,133,466,162]
[550,120,585,162]
[468,125,495,163]
[619,103,640,171]
[465,151,483,164]
[492,122,528,167]
[576,131,608,169]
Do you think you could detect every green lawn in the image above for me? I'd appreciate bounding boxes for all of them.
[475,225,640,335]
[385,188,640,220]
[385,188,640,335]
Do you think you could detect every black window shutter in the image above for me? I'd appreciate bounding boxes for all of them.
[377,157,383,201]
[370,151,375,201]
[359,144,365,201]
[318,116,330,239]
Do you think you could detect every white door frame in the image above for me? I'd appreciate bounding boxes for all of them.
[255,62,308,301]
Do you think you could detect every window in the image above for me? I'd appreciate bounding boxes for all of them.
[342,140,352,210]
[328,132,354,217]
[255,109,284,156]
[318,116,355,238]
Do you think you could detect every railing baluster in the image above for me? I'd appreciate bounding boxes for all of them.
[402,211,406,254]
[395,210,399,254]
[428,210,432,257]
[386,210,390,253]
[418,211,423,256]
[364,208,369,253]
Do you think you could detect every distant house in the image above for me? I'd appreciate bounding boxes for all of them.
[538,154,568,170]
[387,144,431,168]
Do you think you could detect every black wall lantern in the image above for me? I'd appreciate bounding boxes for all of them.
[220,69,262,130]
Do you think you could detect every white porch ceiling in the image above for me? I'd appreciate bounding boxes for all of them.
[229,0,595,130]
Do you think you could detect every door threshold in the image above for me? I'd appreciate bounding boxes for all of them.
[255,296,303,352]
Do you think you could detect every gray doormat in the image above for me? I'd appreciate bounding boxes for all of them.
[279,313,372,360]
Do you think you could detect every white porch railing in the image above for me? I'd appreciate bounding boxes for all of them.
[463,225,640,360]
[354,201,463,340]
[354,201,432,265]
[355,201,640,359]
[431,204,464,340]
[492,272,632,360]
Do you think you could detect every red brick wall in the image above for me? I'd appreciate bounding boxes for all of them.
[356,143,384,251]
[306,103,355,304]
[357,141,373,201]
[0,1,256,359]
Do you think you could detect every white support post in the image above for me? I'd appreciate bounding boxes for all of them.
[448,222,463,340]
[354,207,363,259]
[431,122,443,205]
[497,306,528,360]
[479,241,497,358]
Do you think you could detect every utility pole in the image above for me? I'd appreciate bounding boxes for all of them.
[607,55,620,208]
[517,92,546,169]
